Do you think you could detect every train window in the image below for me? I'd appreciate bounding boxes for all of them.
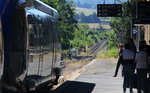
[28,23,41,75]
[27,15,54,76]
[53,22,61,65]
[40,19,54,76]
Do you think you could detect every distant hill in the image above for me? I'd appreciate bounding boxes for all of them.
[86,23,111,30]
[72,0,127,9]
[72,0,118,26]
[75,7,96,16]
[75,7,110,23]
[75,7,100,23]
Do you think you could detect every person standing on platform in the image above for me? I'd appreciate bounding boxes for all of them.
[135,45,148,93]
[127,38,137,53]
[113,43,123,77]
[118,43,124,56]
[114,43,135,93]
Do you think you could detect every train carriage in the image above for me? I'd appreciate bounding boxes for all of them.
[1,0,62,92]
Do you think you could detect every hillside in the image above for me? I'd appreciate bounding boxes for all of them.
[75,7,96,16]
[75,7,110,23]
[73,0,127,9]
[73,0,115,28]
[86,23,111,30]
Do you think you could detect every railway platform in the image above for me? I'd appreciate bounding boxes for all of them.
[51,59,140,93]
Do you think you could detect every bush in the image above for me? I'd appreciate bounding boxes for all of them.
[107,48,118,58]
[96,47,118,59]
[96,49,108,59]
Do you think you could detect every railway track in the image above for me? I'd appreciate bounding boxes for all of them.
[68,40,108,62]
[61,40,108,76]
[50,40,108,92]
[84,40,108,59]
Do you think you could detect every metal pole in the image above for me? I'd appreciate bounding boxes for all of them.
[131,19,133,38]
[137,26,140,50]
[104,0,105,4]
[114,0,116,4]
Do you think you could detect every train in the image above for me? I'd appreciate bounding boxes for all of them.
[0,16,3,93]
[1,0,62,92]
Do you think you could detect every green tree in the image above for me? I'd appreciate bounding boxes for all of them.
[70,24,91,49]
[42,0,77,49]
[70,24,104,51]
[42,0,58,8]
[107,30,118,49]
[110,2,132,44]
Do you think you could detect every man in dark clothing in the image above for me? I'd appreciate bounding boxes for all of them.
[114,43,135,93]
[127,38,137,53]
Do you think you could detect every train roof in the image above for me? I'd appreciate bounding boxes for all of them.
[26,8,49,18]
[25,0,59,23]
[33,0,58,18]
[26,7,56,24]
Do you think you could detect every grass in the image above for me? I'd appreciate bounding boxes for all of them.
[96,47,119,59]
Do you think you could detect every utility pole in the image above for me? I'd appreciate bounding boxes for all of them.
[103,0,105,4]
[114,0,116,4]
[128,0,136,38]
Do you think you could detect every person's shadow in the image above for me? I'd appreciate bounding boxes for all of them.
[51,81,96,93]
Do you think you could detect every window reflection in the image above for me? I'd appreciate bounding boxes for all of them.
[27,9,61,77]
[0,18,3,92]
[0,19,3,73]
[27,15,54,76]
